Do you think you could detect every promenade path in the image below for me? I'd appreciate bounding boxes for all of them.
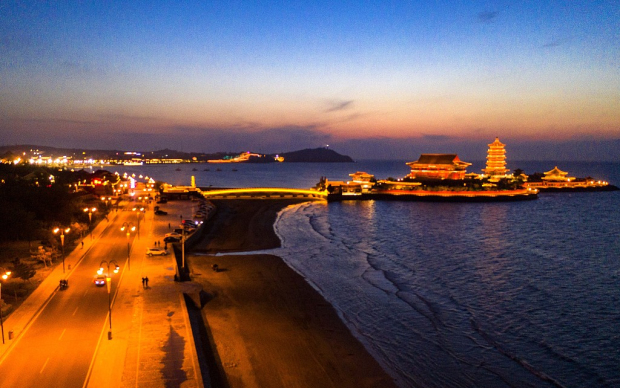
[0,196,205,388]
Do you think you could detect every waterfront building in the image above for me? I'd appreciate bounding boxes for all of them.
[406,154,471,180]
[349,171,376,192]
[541,166,574,182]
[482,137,509,180]
[523,166,609,189]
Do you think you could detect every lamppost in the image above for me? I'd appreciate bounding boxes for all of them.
[98,260,120,340]
[132,207,143,238]
[53,227,71,273]
[101,196,112,212]
[0,269,12,344]
[120,222,136,270]
[181,227,186,272]
[84,207,97,240]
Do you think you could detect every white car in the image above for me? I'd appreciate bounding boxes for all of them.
[146,247,169,256]
[164,232,182,239]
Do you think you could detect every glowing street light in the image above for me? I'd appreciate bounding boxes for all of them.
[120,222,136,270]
[0,269,12,344]
[99,260,120,340]
[131,207,143,238]
[83,207,97,240]
[53,227,71,273]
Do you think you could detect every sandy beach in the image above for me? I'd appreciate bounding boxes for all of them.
[188,199,397,388]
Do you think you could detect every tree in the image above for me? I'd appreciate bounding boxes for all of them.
[11,257,36,283]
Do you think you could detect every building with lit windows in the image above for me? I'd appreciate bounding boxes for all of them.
[406,154,471,180]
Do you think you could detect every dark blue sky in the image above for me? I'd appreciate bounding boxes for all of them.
[1,1,618,160]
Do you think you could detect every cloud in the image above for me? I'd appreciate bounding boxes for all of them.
[477,11,499,23]
[98,113,159,122]
[157,124,334,153]
[420,134,452,141]
[541,37,571,49]
[325,100,354,112]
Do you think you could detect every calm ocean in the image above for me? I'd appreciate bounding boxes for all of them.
[109,160,620,388]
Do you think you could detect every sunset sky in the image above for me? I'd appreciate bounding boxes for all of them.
[1,1,618,160]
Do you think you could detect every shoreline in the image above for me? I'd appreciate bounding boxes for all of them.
[188,199,398,387]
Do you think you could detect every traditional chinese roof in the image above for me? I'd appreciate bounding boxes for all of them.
[349,171,375,181]
[544,166,568,177]
[407,154,471,169]
[488,137,505,147]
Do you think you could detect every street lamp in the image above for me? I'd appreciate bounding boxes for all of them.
[53,227,71,273]
[131,207,144,238]
[120,222,136,270]
[101,196,112,211]
[83,207,97,240]
[98,260,120,340]
[0,269,12,344]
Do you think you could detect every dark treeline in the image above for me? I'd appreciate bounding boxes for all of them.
[0,164,95,242]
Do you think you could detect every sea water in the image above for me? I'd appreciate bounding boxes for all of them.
[108,160,620,388]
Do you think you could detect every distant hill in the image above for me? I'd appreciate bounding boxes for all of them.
[0,144,354,163]
[278,147,354,163]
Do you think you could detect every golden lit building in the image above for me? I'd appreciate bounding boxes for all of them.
[541,166,574,182]
[482,137,508,179]
[348,171,376,192]
[406,154,471,180]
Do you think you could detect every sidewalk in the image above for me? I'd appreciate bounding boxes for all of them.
[87,199,204,388]
[0,197,205,387]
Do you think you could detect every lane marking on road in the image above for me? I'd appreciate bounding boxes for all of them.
[58,328,66,341]
[39,357,50,374]
[72,306,79,316]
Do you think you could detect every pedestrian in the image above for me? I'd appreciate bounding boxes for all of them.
[164,242,168,250]
[145,276,149,288]
[168,223,171,229]
[154,241,157,246]
[141,277,145,288]
[81,241,84,249]
[158,240,161,247]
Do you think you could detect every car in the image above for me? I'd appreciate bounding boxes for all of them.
[156,198,168,204]
[94,274,106,286]
[146,247,169,256]
[155,210,168,215]
[165,232,182,238]
[182,219,197,226]
[164,236,181,243]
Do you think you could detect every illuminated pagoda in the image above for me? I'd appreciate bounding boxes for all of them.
[482,137,508,179]
[406,154,471,180]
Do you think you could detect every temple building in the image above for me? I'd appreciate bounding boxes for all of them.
[482,137,509,180]
[406,154,471,180]
[541,166,574,182]
[348,171,376,193]
[523,166,609,189]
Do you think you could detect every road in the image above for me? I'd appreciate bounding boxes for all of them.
[0,205,139,388]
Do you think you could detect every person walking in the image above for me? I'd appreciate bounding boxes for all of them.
[141,277,145,288]
[81,241,84,249]
[145,276,149,288]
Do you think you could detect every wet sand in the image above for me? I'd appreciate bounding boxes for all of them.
[189,199,397,388]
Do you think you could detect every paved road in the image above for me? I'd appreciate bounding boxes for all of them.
[0,207,136,387]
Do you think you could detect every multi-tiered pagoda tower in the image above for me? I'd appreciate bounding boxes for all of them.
[482,137,508,179]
